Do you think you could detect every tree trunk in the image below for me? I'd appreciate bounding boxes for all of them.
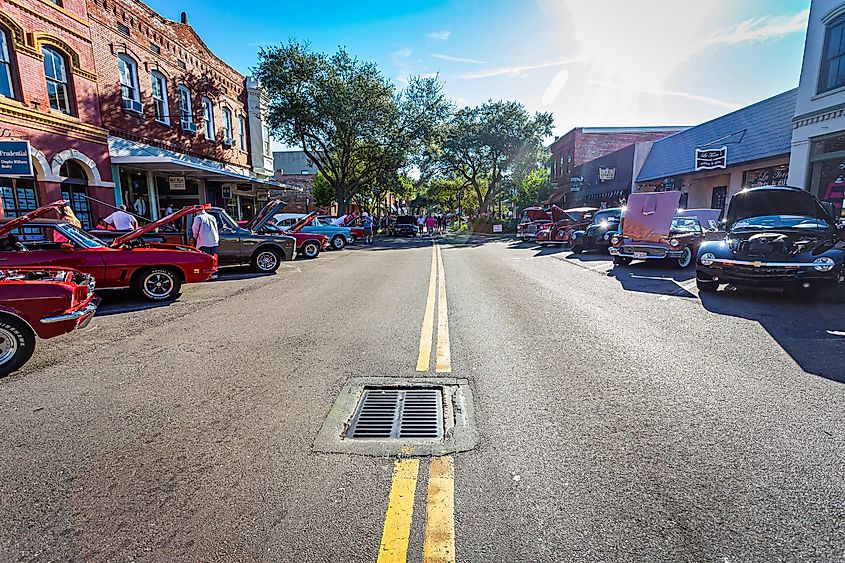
[335,185,347,215]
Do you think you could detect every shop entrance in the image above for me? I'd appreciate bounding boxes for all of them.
[60,160,93,229]
[711,186,727,213]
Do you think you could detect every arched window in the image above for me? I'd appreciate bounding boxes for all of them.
[59,160,92,229]
[150,70,169,125]
[222,106,233,144]
[177,85,194,131]
[117,53,141,113]
[201,97,214,140]
[43,46,72,114]
[0,26,16,99]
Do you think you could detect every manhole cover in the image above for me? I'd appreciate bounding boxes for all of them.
[347,388,443,440]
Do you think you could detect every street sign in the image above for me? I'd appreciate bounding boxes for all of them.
[169,176,186,190]
[0,140,32,177]
[695,146,727,171]
[492,224,503,233]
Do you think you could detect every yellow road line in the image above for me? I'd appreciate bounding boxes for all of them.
[435,245,451,373]
[377,459,421,563]
[423,456,456,563]
[417,243,438,371]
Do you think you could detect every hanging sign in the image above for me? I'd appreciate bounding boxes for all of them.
[598,167,616,181]
[0,140,32,177]
[169,176,186,190]
[695,146,728,171]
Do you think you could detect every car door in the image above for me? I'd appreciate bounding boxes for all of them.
[205,209,243,266]
[0,225,107,280]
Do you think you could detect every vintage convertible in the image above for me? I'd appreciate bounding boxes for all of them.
[570,207,622,254]
[609,192,715,268]
[0,267,100,376]
[696,185,845,300]
[0,201,217,301]
[536,206,598,247]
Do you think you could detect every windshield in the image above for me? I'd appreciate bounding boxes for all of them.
[593,210,620,224]
[732,215,831,231]
[58,223,106,248]
[670,217,702,233]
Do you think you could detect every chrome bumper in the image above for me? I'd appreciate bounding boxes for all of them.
[707,259,825,268]
[609,247,682,259]
[41,301,98,325]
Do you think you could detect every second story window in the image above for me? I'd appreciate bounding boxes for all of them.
[151,71,169,125]
[178,85,195,132]
[222,106,233,144]
[262,124,271,156]
[201,97,214,140]
[0,26,15,99]
[238,115,246,151]
[43,47,72,115]
[821,16,845,93]
[117,54,141,113]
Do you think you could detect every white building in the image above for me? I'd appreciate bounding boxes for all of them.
[789,0,845,220]
[246,77,275,180]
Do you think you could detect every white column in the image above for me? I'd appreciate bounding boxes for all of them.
[145,171,159,220]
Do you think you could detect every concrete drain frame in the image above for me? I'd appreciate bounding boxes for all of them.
[313,377,478,457]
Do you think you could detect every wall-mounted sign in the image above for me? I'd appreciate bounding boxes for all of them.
[742,163,789,189]
[695,146,728,171]
[598,167,616,181]
[0,140,32,177]
[168,176,186,190]
[222,186,232,199]
[570,176,584,192]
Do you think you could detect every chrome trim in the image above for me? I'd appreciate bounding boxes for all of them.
[708,259,829,268]
[40,302,98,324]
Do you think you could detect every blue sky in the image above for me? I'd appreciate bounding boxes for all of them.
[145,0,811,142]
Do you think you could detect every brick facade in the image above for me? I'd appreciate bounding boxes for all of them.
[549,127,685,205]
[0,0,114,224]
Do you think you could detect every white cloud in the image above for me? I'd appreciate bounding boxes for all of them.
[428,30,452,41]
[432,53,487,65]
[587,80,742,110]
[458,58,580,79]
[700,9,810,48]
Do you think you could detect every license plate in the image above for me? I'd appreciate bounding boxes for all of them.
[634,252,648,259]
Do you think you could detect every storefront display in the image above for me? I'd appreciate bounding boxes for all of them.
[810,135,845,219]
[742,164,789,189]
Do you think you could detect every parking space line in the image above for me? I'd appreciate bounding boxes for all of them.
[417,243,438,372]
[377,459,421,563]
[435,245,451,373]
[423,456,456,563]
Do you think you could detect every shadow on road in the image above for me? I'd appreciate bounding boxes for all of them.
[700,289,845,384]
[608,262,697,298]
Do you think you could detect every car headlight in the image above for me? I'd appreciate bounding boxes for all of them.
[669,239,680,248]
[700,252,716,266]
[813,256,836,272]
[611,235,621,246]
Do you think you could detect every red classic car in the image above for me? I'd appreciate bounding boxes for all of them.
[517,207,552,242]
[0,201,217,301]
[536,206,598,247]
[265,212,329,258]
[0,267,100,376]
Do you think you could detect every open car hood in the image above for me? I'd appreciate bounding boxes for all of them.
[288,211,319,233]
[0,200,68,237]
[550,205,571,223]
[335,213,359,226]
[246,199,287,232]
[622,191,681,242]
[111,204,208,247]
[524,207,551,222]
[725,186,833,230]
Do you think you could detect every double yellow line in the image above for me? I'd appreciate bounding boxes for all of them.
[377,457,455,563]
[378,242,456,563]
[417,243,451,373]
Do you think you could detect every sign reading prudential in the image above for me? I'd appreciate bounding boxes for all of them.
[695,146,728,171]
[0,140,32,177]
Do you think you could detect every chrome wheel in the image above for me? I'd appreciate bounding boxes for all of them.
[0,326,17,367]
[303,242,319,258]
[143,271,175,299]
[256,251,278,271]
[331,236,346,250]
[678,247,693,268]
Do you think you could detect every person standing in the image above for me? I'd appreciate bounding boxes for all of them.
[191,208,219,255]
[104,205,138,231]
[362,212,374,245]
[417,215,425,235]
[425,215,436,235]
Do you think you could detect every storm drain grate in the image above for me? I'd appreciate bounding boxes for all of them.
[346,388,443,440]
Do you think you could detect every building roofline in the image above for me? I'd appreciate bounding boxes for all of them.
[580,126,690,133]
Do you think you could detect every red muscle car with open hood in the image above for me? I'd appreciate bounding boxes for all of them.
[266,211,329,258]
[517,207,552,242]
[0,267,100,376]
[536,206,598,247]
[0,201,217,301]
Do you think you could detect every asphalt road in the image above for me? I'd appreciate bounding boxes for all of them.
[1,235,844,562]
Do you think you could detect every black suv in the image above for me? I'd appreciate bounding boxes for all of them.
[390,216,419,237]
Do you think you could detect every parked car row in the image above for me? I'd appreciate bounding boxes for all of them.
[519,185,845,302]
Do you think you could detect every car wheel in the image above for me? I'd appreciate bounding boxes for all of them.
[330,236,346,250]
[696,278,718,293]
[251,248,282,272]
[675,246,693,269]
[0,315,36,378]
[613,256,632,266]
[135,268,182,301]
[302,241,320,259]
[348,234,356,244]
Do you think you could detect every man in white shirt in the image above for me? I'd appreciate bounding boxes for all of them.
[104,205,138,231]
[191,208,219,255]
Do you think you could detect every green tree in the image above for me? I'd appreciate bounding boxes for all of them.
[254,41,451,214]
[513,168,554,213]
[435,100,553,214]
[312,172,336,208]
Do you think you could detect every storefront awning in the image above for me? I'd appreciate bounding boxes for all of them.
[108,136,298,191]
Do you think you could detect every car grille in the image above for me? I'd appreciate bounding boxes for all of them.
[622,246,667,258]
[723,265,802,279]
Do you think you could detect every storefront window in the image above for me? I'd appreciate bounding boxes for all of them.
[0,178,40,238]
[742,164,789,189]
[59,160,92,229]
[811,134,845,219]
[819,16,845,94]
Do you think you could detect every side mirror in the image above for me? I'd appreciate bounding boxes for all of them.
[60,243,74,253]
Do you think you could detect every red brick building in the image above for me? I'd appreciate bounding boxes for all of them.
[0,0,114,227]
[87,0,276,220]
[549,127,687,205]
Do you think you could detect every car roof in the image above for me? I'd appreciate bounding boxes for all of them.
[740,185,804,193]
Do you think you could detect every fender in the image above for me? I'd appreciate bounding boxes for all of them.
[571,230,586,242]
[253,242,288,261]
